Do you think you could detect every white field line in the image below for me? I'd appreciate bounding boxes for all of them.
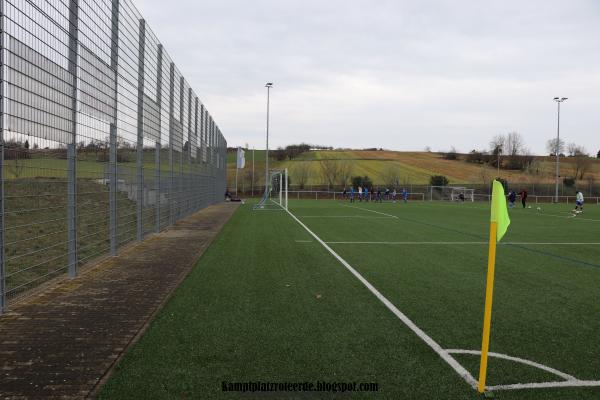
[297,215,392,219]
[342,204,399,219]
[284,207,479,390]
[445,349,576,381]
[325,241,600,246]
[447,350,600,391]
[326,241,486,245]
[487,380,600,391]
[535,212,600,223]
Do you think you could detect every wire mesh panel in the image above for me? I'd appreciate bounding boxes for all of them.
[0,0,228,311]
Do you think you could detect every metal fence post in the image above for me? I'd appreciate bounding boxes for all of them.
[186,88,192,215]
[199,104,204,208]
[179,77,184,219]
[155,141,161,232]
[0,142,4,314]
[193,97,199,212]
[109,0,119,256]
[67,0,80,278]
[109,125,117,255]
[155,44,163,232]
[67,144,77,278]
[168,62,175,225]
[210,117,217,204]
[0,0,6,313]
[136,19,146,241]
[175,77,181,219]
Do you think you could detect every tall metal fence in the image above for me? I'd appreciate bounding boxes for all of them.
[0,0,227,312]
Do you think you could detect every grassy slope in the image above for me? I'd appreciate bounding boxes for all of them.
[100,200,600,399]
[227,150,600,186]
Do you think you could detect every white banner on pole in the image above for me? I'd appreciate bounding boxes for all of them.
[237,147,246,169]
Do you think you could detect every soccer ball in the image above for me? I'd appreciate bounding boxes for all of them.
[528,205,532,209]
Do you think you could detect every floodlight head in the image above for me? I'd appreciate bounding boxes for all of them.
[553,97,560,100]
[265,82,273,88]
[561,97,568,101]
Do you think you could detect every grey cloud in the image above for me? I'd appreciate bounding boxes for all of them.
[135,0,600,154]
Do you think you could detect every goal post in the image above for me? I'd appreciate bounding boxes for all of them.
[253,169,289,210]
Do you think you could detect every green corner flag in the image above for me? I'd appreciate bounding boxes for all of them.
[490,180,510,242]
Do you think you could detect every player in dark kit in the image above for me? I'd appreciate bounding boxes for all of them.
[519,190,528,208]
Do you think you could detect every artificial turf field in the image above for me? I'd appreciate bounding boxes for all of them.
[99,199,600,399]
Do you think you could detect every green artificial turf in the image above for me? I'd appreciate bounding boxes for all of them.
[99,199,600,399]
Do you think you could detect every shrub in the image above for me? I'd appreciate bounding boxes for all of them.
[430,175,449,186]
[443,147,458,160]
[563,177,576,187]
[351,175,373,188]
[466,150,485,164]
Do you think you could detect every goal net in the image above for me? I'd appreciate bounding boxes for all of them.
[429,186,475,202]
[253,169,289,210]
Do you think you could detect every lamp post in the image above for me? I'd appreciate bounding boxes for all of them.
[264,83,273,195]
[553,97,567,202]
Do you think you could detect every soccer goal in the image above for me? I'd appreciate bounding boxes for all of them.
[450,187,475,202]
[429,186,475,202]
[253,169,289,210]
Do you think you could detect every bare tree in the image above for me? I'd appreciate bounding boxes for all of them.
[291,161,312,190]
[489,134,506,155]
[570,146,591,180]
[319,159,340,188]
[546,137,565,156]
[489,134,505,169]
[586,175,595,196]
[504,132,525,156]
[337,160,354,188]
[524,159,542,178]
[479,164,492,186]
[379,165,402,189]
[567,143,587,157]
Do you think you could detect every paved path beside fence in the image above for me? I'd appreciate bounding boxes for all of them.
[0,203,239,399]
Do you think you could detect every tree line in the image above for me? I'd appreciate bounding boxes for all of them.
[444,131,597,181]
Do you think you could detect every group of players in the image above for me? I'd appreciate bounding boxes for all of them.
[507,188,585,215]
[342,186,409,203]
[507,189,529,209]
[340,185,586,215]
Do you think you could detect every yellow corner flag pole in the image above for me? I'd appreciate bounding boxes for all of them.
[477,221,497,393]
[477,180,510,393]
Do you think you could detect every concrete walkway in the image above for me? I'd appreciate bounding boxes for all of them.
[0,203,239,399]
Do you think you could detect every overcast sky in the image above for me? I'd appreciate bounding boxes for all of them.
[135,0,600,155]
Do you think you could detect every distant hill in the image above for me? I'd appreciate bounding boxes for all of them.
[227,149,600,188]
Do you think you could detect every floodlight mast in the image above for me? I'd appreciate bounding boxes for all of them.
[553,97,568,203]
[264,83,273,198]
